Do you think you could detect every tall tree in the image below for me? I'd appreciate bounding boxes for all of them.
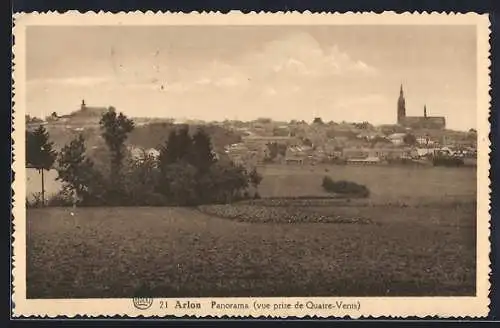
[403,133,417,146]
[158,125,192,168]
[26,125,56,206]
[56,134,98,204]
[99,108,134,190]
[189,128,215,171]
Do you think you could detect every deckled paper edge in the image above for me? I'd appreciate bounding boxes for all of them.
[10,11,492,319]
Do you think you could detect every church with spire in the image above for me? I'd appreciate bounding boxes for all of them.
[397,84,446,130]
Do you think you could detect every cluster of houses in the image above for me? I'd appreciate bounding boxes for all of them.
[223,128,477,167]
[28,101,477,168]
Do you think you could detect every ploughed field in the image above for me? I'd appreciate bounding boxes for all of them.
[26,165,476,298]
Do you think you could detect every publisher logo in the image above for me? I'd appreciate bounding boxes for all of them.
[133,297,153,310]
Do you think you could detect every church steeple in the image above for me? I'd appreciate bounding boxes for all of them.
[424,104,427,118]
[397,84,406,125]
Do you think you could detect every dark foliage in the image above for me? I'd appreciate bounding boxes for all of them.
[99,108,135,189]
[403,133,417,146]
[313,117,324,124]
[264,142,287,162]
[26,125,56,170]
[433,156,465,167]
[38,111,262,207]
[156,127,261,205]
[56,134,104,205]
[322,176,370,198]
[26,125,57,205]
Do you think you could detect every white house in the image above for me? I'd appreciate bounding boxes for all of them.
[388,133,407,146]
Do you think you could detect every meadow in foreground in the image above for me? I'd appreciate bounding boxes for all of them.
[27,200,475,298]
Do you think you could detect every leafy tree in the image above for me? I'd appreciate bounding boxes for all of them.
[313,117,324,124]
[248,167,263,189]
[301,138,313,147]
[158,163,198,206]
[26,125,56,206]
[159,129,180,166]
[370,136,392,147]
[265,142,279,162]
[25,115,43,124]
[56,134,99,204]
[353,121,372,130]
[156,127,262,205]
[123,150,164,206]
[99,108,134,192]
[403,133,417,146]
[47,112,59,121]
[158,125,192,167]
[207,162,250,203]
[322,176,370,198]
[189,128,216,171]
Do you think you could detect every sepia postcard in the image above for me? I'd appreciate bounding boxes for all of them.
[12,11,491,318]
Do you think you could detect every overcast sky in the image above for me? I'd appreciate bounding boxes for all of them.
[26,25,477,130]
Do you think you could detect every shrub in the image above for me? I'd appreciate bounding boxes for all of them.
[433,156,464,167]
[122,153,166,206]
[26,193,43,208]
[46,189,74,207]
[322,176,370,198]
[56,134,105,205]
[157,162,199,206]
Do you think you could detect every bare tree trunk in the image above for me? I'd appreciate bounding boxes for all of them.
[40,169,45,207]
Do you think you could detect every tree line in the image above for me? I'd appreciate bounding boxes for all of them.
[26,109,262,207]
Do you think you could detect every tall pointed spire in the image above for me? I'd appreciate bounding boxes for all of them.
[397,83,406,125]
[424,104,427,118]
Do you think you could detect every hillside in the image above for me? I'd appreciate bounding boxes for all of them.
[43,120,243,156]
[128,122,243,152]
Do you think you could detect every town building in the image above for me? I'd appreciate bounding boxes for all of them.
[397,85,446,129]
[342,147,411,161]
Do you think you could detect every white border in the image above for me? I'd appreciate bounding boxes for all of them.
[12,11,491,318]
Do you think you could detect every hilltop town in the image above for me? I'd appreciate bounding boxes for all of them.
[26,86,478,169]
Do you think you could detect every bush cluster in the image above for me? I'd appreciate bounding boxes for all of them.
[321,176,370,198]
[29,110,262,207]
[432,156,464,167]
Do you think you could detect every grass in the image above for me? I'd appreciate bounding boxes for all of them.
[27,202,475,298]
[257,164,476,205]
[26,164,477,298]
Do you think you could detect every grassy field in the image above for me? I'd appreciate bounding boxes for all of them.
[257,164,476,205]
[26,164,477,298]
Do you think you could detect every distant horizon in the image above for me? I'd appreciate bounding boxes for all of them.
[27,25,477,131]
[29,109,475,132]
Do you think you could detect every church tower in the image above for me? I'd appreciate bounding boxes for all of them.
[397,84,406,124]
[424,104,427,118]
